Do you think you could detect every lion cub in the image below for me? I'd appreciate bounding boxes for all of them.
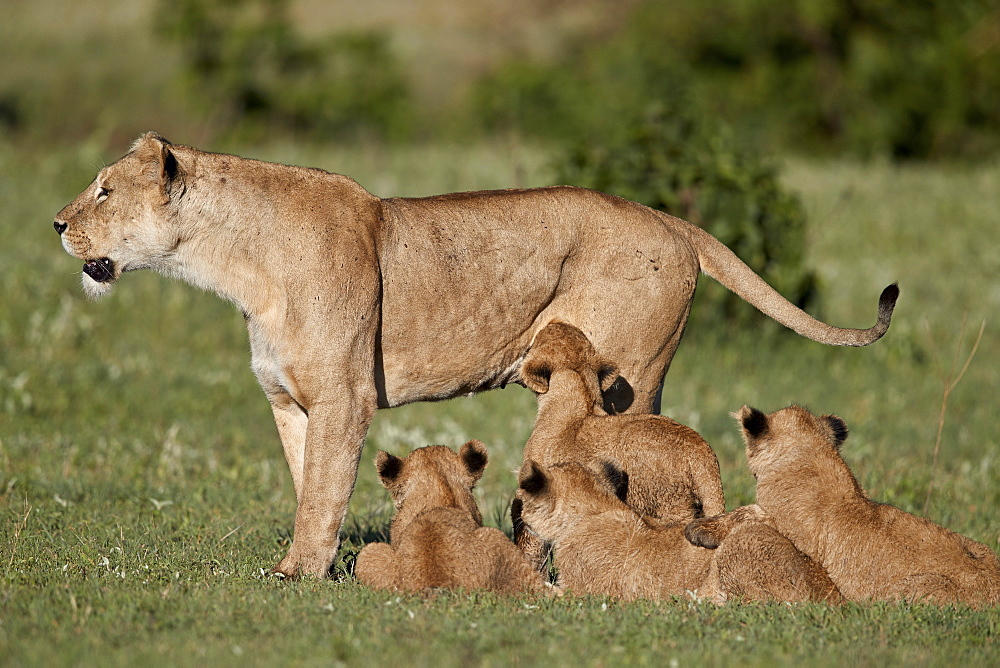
[517,459,842,603]
[354,441,552,595]
[736,404,1000,606]
[513,322,726,568]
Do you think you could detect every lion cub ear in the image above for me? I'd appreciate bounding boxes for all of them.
[824,415,849,449]
[736,405,769,440]
[374,451,404,487]
[459,440,489,482]
[595,359,620,393]
[518,460,549,496]
[592,459,628,502]
[521,359,552,394]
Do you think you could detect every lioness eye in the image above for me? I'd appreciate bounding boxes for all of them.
[95,186,110,202]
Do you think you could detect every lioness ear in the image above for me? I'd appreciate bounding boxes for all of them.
[460,440,489,481]
[374,451,404,486]
[596,360,620,392]
[824,415,849,449]
[518,460,549,496]
[521,359,552,394]
[738,406,769,439]
[133,131,183,201]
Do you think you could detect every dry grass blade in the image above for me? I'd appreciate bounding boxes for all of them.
[923,319,986,515]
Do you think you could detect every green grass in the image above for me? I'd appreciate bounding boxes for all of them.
[2,140,998,665]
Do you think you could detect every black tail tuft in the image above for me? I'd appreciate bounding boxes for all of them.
[878,283,900,322]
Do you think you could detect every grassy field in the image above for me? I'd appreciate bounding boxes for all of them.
[1,138,998,666]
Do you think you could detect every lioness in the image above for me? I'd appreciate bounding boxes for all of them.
[512,322,725,569]
[354,441,551,595]
[517,459,842,603]
[54,132,897,577]
[736,404,1000,606]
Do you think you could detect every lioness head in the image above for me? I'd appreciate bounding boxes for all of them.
[516,459,626,541]
[735,405,849,479]
[521,323,620,403]
[54,132,185,299]
[375,440,489,535]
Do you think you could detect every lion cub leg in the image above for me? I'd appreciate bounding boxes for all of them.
[684,504,770,549]
[354,542,399,590]
[511,496,552,574]
[687,505,842,603]
[715,523,843,603]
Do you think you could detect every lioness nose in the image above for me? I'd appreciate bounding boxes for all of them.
[54,221,67,235]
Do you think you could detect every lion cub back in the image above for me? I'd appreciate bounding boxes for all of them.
[517,460,839,603]
[354,441,550,595]
[737,404,1000,606]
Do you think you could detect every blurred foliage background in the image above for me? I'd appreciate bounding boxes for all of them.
[3,0,996,322]
[4,0,996,157]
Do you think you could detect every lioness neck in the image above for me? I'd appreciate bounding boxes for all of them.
[161,147,375,318]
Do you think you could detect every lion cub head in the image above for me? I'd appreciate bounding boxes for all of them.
[521,322,620,410]
[54,132,185,299]
[736,404,849,482]
[516,459,626,542]
[375,440,489,543]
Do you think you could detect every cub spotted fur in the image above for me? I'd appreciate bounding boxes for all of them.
[737,404,1000,606]
[517,459,842,603]
[354,441,551,595]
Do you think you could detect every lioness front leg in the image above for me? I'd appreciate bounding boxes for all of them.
[269,397,308,503]
[273,391,376,579]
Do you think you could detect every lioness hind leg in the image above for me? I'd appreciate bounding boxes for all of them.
[885,573,961,605]
[354,542,399,590]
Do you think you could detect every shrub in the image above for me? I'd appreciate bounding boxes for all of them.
[154,0,412,141]
[472,0,1000,161]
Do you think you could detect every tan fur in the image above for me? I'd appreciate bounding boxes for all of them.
[53,133,898,577]
[517,460,841,603]
[737,404,1000,606]
[512,322,726,568]
[354,441,551,595]
[686,504,843,604]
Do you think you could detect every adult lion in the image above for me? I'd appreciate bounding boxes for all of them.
[54,133,898,578]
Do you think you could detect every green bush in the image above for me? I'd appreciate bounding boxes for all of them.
[154,0,412,141]
[471,0,1000,161]
[619,0,1000,160]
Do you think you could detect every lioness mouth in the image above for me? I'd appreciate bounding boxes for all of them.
[83,258,115,283]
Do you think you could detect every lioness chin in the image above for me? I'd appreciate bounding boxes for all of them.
[54,132,898,578]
